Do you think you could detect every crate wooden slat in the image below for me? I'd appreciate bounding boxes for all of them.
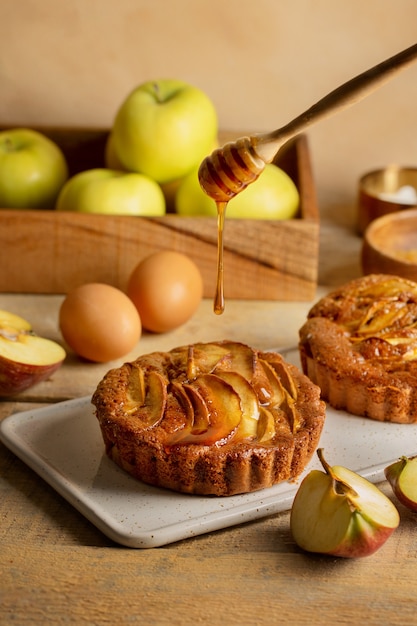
[0,130,319,300]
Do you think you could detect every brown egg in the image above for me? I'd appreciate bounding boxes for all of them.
[59,283,141,362]
[127,251,203,333]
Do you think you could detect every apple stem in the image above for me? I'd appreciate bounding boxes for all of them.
[316,448,359,500]
[316,448,331,473]
[151,82,172,104]
[4,137,15,153]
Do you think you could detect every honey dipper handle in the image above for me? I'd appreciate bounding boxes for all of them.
[253,42,417,162]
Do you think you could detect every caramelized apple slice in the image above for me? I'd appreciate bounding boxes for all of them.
[257,406,276,443]
[258,359,286,407]
[267,357,298,400]
[215,370,260,439]
[125,363,146,407]
[182,382,210,433]
[259,359,301,432]
[215,341,257,381]
[184,342,231,379]
[354,301,408,337]
[168,373,242,445]
[170,380,195,429]
[360,277,417,299]
[125,365,167,427]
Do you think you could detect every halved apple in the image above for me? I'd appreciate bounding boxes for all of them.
[385,455,417,512]
[290,449,400,558]
[0,309,66,396]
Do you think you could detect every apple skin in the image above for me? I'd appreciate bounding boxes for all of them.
[0,310,66,396]
[0,128,68,209]
[0,349,64,396]
[112,79,218,184]
[56,168,166,216]
[175,164,300,220]
[385,456,417,512]
[290,449,400,558]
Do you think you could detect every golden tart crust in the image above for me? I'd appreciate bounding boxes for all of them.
[299,274,417,424]
[92,340,325,496]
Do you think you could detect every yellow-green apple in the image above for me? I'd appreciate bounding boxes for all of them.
[0,128,68,209]
[104,133,181,212]
[56,168,166,216]
[385,456,417,512]
[111,79,218,184]
[290,449,400,558]
[160,140,218,212]
[175,163,300,219]
[0,309,66,396]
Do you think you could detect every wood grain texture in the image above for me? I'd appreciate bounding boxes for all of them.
[1,291,416,625]
[0,132,318,300]
[1,426,415,626]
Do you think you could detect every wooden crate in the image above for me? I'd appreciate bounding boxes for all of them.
[0,130,319,300]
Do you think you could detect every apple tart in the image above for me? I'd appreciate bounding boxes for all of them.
[299,274,417,424]
[92,340,325,496]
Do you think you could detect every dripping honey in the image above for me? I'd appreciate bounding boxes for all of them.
[214,201,227,315]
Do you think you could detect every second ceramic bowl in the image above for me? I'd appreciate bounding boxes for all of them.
[357,166,417,234]
[362,208,417,281]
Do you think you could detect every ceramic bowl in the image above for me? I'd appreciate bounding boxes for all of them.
[357,166,417,234]
[362,208,417,281]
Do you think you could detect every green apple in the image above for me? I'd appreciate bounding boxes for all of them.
[175,163,300,219]
[160,139,218,212]
[0,128,68,209]
[290,449,400,558]
[111,79,218,184]
[56,168,166,216]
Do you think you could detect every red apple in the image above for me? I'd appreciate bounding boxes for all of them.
[0,310,66,396]
[290,449,400,558]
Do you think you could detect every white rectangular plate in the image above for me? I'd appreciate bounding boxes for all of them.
[1,348,416,548]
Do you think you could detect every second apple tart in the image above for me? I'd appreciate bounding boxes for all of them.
[299,273,417,424]
[92,340,325,496]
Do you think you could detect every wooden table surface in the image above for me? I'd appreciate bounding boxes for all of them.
[1,214,416,626]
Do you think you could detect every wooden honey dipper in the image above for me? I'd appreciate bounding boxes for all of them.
[199,42,417,202]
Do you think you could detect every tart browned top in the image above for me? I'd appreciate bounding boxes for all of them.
[299,274,417,423]
[92,340,325,495]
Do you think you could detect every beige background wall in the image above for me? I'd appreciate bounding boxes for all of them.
[1,0,417,213]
